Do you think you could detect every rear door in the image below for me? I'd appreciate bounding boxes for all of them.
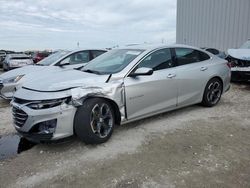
[124,48,178,120]
[173,48,211,106]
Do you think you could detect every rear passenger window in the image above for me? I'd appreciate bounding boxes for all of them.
[175,48,210,66]
[137,48,173,71]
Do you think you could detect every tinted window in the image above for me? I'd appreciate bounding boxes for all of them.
[137,48,173,71]
[175,48,210,66]
[91,50,106,59]
[11,57,31,60]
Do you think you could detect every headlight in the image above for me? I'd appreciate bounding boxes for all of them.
[27,97,71,110]
[3,75,24,84]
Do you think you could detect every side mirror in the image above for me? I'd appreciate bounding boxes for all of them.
[129,67,153,77]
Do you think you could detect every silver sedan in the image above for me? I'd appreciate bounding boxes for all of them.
[11,44,231,144]
[0,49,106,99]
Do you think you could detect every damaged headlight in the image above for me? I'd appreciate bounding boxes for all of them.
[27,97,71,110]
[3,75,24,84]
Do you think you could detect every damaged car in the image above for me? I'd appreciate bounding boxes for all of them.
[0,49,107,99]
[228,39,250,82]
[11,44,231,144]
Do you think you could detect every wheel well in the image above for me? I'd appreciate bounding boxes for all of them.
[85,97,121,126]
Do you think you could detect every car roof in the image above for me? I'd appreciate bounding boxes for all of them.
[68,48,108,53]
[118,43,202,51]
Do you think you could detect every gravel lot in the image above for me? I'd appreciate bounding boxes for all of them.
[0,68,250,188]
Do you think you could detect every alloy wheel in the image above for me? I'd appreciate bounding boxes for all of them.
[90,103,114,138]
[206,81,222,105]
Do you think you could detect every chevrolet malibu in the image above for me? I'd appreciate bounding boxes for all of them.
[11,44,231,144]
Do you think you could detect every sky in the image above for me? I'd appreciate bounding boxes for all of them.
[0,0,176,51]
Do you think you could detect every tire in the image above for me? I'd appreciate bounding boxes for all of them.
[201,78,223,107]
[74,98,115,144]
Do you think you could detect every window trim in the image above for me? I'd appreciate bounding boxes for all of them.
[125,47,178,77]
[174,47,211,67]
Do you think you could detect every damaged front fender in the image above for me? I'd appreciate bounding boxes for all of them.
[70,81,126,122]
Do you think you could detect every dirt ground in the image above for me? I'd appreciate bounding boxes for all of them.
[0,68,250,188]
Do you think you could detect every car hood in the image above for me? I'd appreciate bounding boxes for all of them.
[22,69,110,92]
[228,49,250,61]
[0,65,59,80]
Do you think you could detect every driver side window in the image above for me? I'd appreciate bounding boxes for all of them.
[136,48,173,71]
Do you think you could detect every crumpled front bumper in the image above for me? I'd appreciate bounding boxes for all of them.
[11,101,77,142]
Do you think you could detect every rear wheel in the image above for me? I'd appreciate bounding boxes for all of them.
[202,78,223,107]
[74,98,115,144]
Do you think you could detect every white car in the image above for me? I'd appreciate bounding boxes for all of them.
[228,39,250,82]
[0,49,107,99]
[3,54,33,71]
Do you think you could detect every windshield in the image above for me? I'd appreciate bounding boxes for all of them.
[37,50,70,66]
[240,40,250,49]
[11,57,31,60]
[82,49,144,74]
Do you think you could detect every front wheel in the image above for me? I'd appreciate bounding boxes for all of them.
[202,78,223,107]
[74,98,115,144]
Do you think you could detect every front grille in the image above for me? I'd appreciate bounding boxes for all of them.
[12,106,28,128]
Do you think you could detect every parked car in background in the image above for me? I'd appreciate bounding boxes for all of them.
[0,50,15,68]
[0,50,6,68]
[0,49,107,99]
[11,44,231,144]
[3,54,33,71]
[201,47,227,59]
[227,39,250,82]
[32,51,52,63]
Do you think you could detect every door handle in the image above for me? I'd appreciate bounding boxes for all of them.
[200,67,208,71]
[167,73,176,78]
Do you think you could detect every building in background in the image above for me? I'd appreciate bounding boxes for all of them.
[176,0,250,51]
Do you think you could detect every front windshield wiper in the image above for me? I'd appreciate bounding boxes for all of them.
[83,69,102,75]
[35,64,44,66]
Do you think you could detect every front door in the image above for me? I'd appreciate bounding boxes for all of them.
[124,48,178,120]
